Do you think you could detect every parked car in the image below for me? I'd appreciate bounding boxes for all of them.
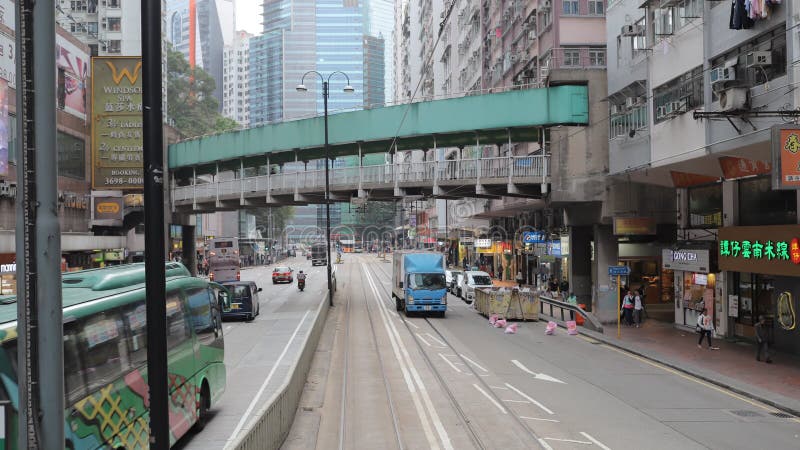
[272,266,294,284]
[219,281,261,321]
[460,271,493,303]
[445,269,463,294]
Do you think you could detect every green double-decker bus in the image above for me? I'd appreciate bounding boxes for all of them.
[0,262,227,449]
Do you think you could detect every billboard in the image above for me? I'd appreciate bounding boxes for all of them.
[771,124,800,190]
[57,37,89,119]
[91,57,143,190]
[0,79,7,176]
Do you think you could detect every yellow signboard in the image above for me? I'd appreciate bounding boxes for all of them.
[91,57,144,190]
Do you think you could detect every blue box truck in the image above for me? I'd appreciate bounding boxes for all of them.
[392,251,448,317]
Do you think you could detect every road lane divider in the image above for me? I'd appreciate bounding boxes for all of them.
[504,383,555,415]
[459,354,489,373]
[437,353,463,374]
[543,437,592,445]
[426,333,447,347]
[520,417,560,423]
[416,333,433,347]
[472,384,507,414]
[363,265,449,450]
[580,432,612,450]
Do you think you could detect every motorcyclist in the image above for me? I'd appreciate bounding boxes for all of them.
[297,270,307,283]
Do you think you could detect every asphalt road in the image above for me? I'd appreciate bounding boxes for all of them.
[292,255,800,450]
[175,256,328,450]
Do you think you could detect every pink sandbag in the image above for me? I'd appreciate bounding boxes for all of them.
[495,318,507,328]
[489,314,498,326]
[504,323,518,334]
[545,321,557,335]
[566,320,578,335]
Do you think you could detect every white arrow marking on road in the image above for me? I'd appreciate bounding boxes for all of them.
[580,432,612,450]
[511,360,566,384]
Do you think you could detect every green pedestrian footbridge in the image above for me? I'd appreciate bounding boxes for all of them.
[169,85,589,211]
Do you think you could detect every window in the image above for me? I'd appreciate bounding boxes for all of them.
[57,132,85,179]
[653,66,703,123]
[407,273,446,290]
[710,29,787,98]
[81,311,129,392]
[70,1,88,12]
[589,0,604,15]
[64,321,88,403]
[123,302,148,367]
[105,40,122,54]
[688,183,722,228]
[589,49,605,67]
[632,18,648,58]
[738,176,797,226]
[563,0,579,15]
[107,17,121,32]
[653,7,674,37]
[86,22,98,34]
[563,49,580,67]
[166,292,190,349]
[187,287,214,338]
[108,0,121,8]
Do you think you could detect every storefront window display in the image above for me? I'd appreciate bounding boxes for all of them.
[688,183,723,228]
[738,176,797,226]
[0,264,15,295]
[732,272,774,329]
[678,272,717,328]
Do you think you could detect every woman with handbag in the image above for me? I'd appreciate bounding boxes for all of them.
[696,308,719,350]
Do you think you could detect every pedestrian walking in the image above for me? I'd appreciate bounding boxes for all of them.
[622,291,635,326]
[515,270,524,287]
[755,315,772,363]
[633,290,643,327]
[696,308,719,350]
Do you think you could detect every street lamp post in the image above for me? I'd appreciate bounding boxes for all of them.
[297,71,354,307]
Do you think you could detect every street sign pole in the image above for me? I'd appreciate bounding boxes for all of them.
[617,275,621,339]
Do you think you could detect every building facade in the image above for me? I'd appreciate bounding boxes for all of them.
[607,0,800,353]
[222,30,252,127]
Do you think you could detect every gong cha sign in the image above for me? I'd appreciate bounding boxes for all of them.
[719,225,800,277]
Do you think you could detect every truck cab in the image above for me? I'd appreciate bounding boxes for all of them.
[392,251,448,317]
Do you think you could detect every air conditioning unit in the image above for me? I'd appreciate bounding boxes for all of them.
[610,105,620,115]
[625,97,636,109]
[528,30,536,40]
[621,24,645,37]
[656,105,667,120]
[541,0,552,10]
[719,87,748,112]
[669,98,688,115]
[745,51,772,68]
[710,67,736,85]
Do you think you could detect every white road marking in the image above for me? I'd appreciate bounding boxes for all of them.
[580,432,612,450]
[503,399,531,404]
[473,383,507,414]
[505,383,555,415]
[490,386,509,390]
[543,437,592,445]
[426,333,447,347]
[225,309,312,446]
[417,333,433,347]
[520,416,560,423]
[511,360,566,384]
[459,354,489,373]
[537,438,555,450]
[438,353,463,374]
[405,320,420,329]
[364,267,452,450]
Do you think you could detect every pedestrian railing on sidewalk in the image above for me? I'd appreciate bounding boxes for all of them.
[538,295,604,333]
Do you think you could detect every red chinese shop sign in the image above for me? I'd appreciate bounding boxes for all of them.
[719,225,800,277]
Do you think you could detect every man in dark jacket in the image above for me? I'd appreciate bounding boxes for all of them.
[755,315,772,363]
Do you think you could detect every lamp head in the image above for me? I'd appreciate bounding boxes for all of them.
[296,84,308,92]
[343,85,355,93]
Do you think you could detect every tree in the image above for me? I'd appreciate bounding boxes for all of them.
[167,48,239,137]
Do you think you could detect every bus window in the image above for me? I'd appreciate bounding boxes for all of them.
[187,288,214,340]
[81,311,129,392]
[122,302,148,368]
[64,321,88,404]
[166,293,190,350]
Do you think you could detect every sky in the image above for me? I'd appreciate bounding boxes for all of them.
[236,0,262,35]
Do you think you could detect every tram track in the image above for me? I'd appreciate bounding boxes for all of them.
[365,257,547,450]
[337,259,404,450]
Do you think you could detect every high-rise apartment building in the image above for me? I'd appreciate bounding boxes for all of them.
[165,0,235,109]
[222,30,252,127]
[56,0,142,56]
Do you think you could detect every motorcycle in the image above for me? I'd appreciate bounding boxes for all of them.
[298,278,306,291]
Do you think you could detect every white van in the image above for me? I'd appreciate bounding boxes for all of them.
[460,270,493,303]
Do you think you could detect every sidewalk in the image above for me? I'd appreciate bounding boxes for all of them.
[580,319,800,417]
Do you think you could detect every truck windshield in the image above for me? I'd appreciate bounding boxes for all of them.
[471,275,492,285]
[408,273,446,290]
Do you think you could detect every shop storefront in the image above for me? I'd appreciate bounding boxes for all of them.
[618,243,664,304]
[663,247,718,330]
[719,225,800,353]
[0,262,16,296]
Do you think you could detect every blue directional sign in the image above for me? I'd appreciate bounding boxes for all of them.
[522,231,546,244]
[608,265,631,276]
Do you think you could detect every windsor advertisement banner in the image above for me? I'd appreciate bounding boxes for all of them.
[91,57,144,190]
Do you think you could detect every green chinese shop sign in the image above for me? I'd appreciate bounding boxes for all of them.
[719,226,800,277]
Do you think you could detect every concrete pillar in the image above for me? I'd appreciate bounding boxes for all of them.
[592,224,619,323]
[182,224,196,276]
[569,226,592,307]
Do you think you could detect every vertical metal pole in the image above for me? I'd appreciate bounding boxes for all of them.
[34,0,63,447]
[142,0,169,446]
[617,275,621,339]
[324,81,334,306]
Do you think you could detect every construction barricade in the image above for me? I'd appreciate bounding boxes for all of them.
[474,287,539,321]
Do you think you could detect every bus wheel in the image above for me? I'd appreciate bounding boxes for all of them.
[194,382,210,432]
